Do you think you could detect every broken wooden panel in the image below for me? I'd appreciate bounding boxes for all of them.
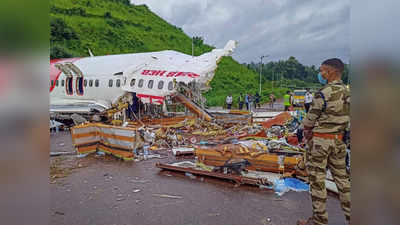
[195,144,302,174]
[128,116,195,127]
[261,112,292,128]
[173,93,213,121]
[156,162,272,186]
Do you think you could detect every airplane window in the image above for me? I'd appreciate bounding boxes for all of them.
[55,80,59,87]
[84,79,87,87]
[168,81,174,90]
[148,80,153,89]
[116,79,121,87]
[158,81,164,89]
[61,80,65,87]
[66,77,73,95]
[76,77,84,95]
[95,79,99,87]
[130,79,136,87]
[109,79,113,87]
[138,79,144,88]
[89,80,93,87]
[51,80,54,87]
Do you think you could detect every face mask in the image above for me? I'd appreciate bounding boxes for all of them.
[318,73,327,85]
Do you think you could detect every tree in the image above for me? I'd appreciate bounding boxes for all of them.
[50,45,74,59]
[50,18,77,42]
[193,36,204,46]
[104,12,112,18]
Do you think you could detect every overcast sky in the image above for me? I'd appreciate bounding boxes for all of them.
[131,0,349,66]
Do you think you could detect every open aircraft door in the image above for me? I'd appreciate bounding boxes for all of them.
[55,63,74,95]
[65,63,84,96]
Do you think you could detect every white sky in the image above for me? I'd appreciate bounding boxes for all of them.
[131,0,350,66]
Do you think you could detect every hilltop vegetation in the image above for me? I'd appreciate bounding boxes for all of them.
[50,0,214,57]
[50,0,324,107]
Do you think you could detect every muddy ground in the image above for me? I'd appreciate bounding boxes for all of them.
[50,131,346,225]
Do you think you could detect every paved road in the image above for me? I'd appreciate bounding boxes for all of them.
[50,132,346,225]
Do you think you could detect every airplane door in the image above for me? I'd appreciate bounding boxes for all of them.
[76,76,84,95]
[66,76,73,95]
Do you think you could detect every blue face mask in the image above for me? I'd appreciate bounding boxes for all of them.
[318,73,327,85]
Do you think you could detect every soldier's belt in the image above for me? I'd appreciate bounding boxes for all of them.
[313,132,343,140]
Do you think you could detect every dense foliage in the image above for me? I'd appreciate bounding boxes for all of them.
[245,56,350,86]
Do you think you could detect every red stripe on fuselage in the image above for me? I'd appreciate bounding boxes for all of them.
[50,58,81,92]
[137,94,165,104]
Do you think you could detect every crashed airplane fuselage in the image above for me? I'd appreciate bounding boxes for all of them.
[50,40,237,120]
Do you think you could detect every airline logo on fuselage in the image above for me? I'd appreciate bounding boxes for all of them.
[141,70,200,78]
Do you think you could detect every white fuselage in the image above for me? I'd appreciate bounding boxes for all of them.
[50,40,237,115]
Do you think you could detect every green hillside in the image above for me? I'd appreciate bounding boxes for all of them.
[50,0,288,107]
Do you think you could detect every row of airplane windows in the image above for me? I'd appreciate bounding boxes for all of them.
[129,78,174,90]
[51,78,174,90]
[51,79,100,88]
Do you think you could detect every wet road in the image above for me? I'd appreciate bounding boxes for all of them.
[50,132,346,225]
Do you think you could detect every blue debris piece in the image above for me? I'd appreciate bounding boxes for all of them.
[284,178,309,192]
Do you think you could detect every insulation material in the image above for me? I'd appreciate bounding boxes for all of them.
[195,144,302,174]
[172,147,195,156]
[71,123,136,160]
[261,112,292,129]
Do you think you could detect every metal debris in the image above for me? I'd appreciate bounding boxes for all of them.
[152,194,183,199]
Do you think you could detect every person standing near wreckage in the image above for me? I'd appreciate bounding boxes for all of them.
[238,93,244,110]
[297,58,350,225]
[226,93,233,110]
[245,93,250,111]
[130,92,140,120]
[283,91,292,111]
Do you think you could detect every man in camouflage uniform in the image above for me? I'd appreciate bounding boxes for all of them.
[297,58,350,225]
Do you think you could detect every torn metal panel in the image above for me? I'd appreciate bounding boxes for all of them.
[261,112,292,128]
[172,147,195,156]
[195,144,303,175]
[173,93,213,121]
[156,162,272,186]
[71,123,136,160]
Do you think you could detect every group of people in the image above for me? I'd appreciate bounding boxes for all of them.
[226,93,261,111]
[283,89,314,112]
[226,89,314,112]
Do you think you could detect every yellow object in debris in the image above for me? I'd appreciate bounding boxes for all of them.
[196,162,213,172]
[111,120,123,126]
[177,134,183,141]
[118,102,128,110]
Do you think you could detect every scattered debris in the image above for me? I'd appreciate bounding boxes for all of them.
[54,211,65,216]
[96,151,106,156]
[152,194,183,199]
[50,151,75,157]
[76,153,89,158]
[185,172,196,179]
[130,179,150,183]
[172,147,195,156]
[63,108,342,200]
